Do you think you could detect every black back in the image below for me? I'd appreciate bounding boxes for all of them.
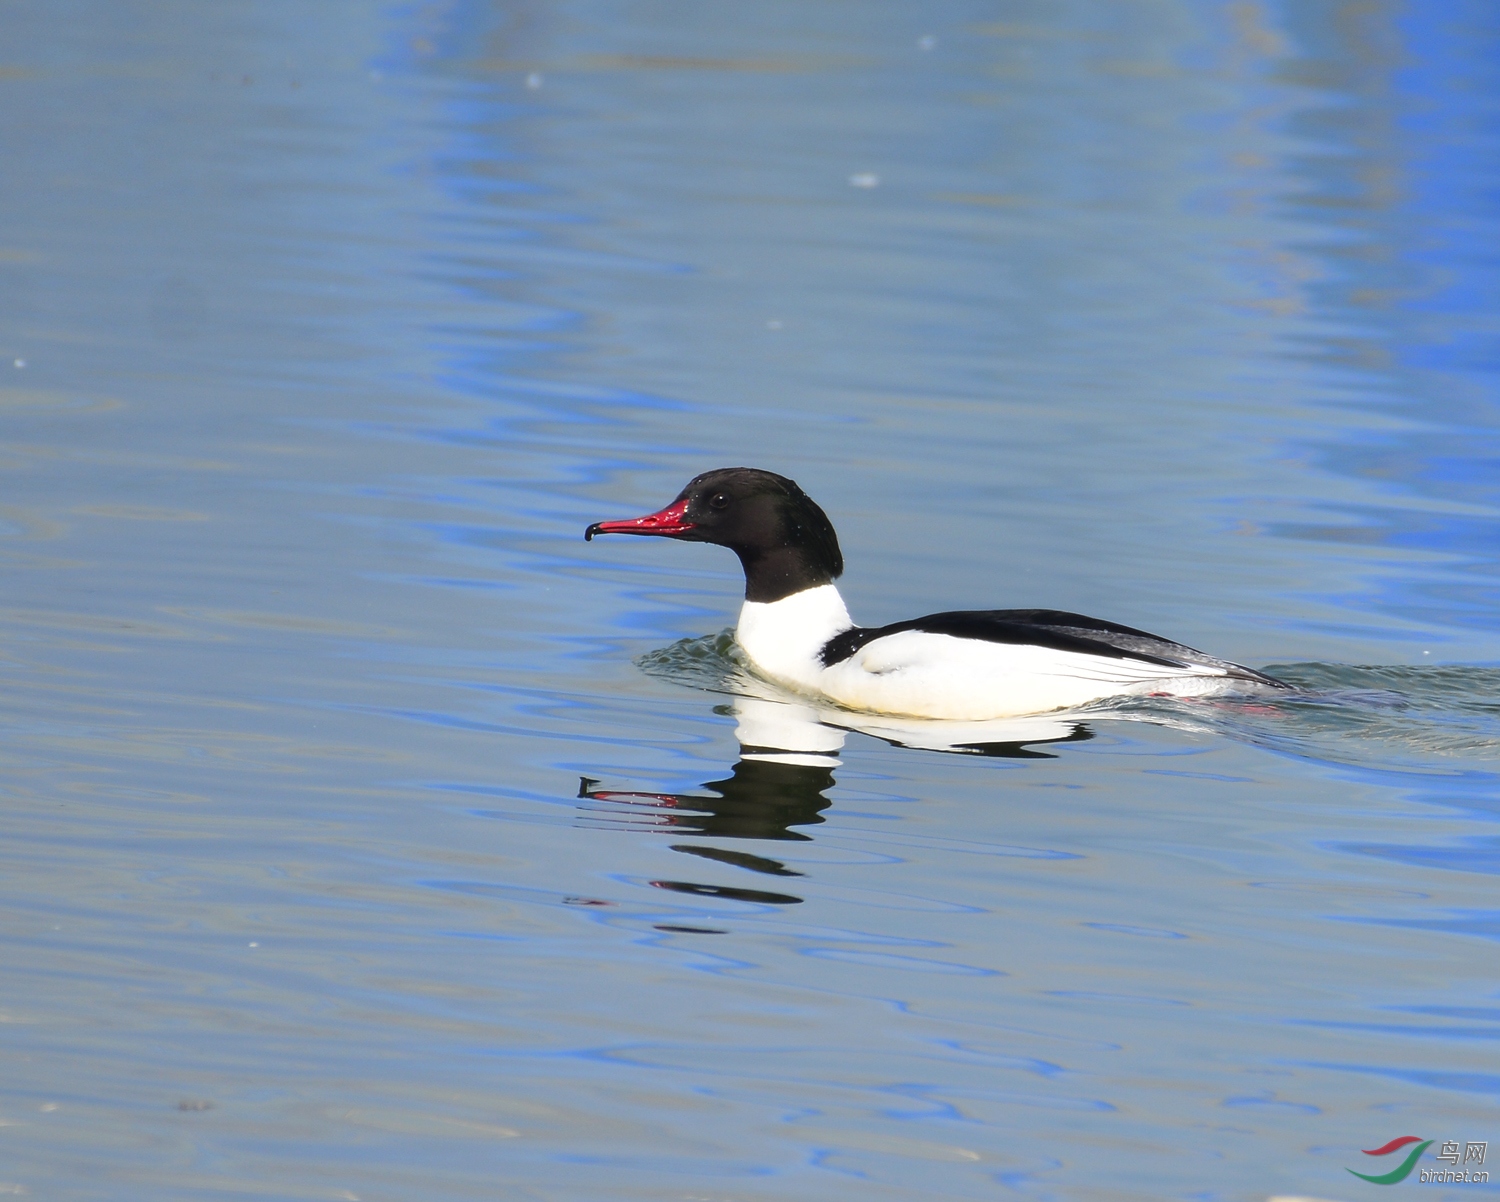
[820,607,1288,687]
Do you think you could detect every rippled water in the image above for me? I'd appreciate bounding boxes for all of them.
[2,1,1499,1199]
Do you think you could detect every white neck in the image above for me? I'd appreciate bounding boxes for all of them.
[735,583,853,692]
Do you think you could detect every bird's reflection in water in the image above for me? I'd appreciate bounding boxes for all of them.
[579,698,1092,921]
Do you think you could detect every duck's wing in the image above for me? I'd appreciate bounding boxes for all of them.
[820,608,1288,688]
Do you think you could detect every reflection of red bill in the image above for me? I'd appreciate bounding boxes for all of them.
[587,790,681,808]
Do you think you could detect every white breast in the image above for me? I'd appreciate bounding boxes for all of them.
[735,584,852,693]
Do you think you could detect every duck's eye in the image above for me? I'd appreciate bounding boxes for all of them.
[708,492,729,510]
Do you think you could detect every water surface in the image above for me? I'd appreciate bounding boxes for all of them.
[1,1,1498,1199]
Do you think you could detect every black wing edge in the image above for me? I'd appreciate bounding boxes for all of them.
[819,608,1290,688]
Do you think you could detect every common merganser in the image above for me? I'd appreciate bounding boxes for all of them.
[586,467,1289,719]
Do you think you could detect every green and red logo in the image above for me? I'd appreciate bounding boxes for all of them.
[1348,1137,1433,1184]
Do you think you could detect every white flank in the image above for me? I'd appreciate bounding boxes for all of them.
[735,584,1247,720]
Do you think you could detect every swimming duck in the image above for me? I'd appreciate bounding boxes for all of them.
[586,467,1288,719]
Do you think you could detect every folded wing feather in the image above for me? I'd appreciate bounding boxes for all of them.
[821,608,1287,689]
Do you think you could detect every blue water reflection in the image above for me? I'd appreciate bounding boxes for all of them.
[0,0,1498,1199]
